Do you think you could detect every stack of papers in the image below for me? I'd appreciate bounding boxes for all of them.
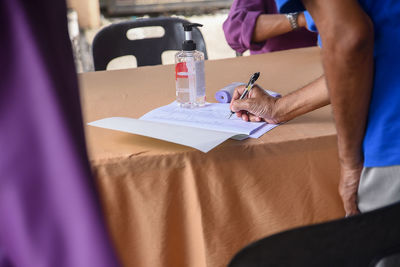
[88,102,278,152]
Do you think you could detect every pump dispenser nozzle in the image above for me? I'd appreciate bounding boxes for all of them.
[182,23,203,51]
[183,23,203,32]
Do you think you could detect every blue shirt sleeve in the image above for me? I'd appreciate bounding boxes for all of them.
[304,11,317,31]
[275,0,305,13]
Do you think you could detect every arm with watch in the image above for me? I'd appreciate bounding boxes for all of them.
[223,0,317,54]
[252,11,306,42]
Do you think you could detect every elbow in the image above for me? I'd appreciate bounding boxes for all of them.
[346,21,374,54]
[222,22,248,53]
[324,17,374,57]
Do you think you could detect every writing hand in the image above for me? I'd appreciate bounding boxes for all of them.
[230,84,280,123]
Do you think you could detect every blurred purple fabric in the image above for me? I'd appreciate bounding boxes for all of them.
[223,0,318,54]
[0,1,118,266]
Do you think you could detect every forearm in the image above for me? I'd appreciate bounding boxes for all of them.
[252,12,306,42]
[273,75,329,123]
[325,45,373,168]
[303,0,374,168]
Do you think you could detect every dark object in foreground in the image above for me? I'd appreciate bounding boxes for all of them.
[229,201,400,267]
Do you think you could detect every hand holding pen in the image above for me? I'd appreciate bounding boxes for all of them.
[229,73,281,123]
[228,72,260,119]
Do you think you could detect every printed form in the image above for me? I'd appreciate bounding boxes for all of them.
[88,102,279,152]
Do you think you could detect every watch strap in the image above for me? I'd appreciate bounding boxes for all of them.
[286,12,300,30]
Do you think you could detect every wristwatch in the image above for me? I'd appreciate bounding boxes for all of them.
[285,12,300,30]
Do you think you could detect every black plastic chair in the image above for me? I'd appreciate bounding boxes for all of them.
[229,201,400,267]
[92,17,208,71]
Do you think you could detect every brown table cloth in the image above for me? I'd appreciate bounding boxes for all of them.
[79,47,344,267]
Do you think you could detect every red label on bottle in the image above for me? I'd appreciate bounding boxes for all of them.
[175,62,188,80]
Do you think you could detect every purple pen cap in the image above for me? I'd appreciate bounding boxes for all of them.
[215,90,231,103]
[215,82,246,103]
[215,82,281,103]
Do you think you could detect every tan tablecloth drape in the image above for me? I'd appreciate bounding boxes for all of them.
[79,47,344,267]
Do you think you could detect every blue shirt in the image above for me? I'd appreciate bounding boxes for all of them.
[276,0,400,167]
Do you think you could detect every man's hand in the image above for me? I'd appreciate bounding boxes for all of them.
[339,164,363,216]
[230,85,280,124]
[230,75,330,124]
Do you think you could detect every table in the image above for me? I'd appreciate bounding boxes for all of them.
[79,47,344,267]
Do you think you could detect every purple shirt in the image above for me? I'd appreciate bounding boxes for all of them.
[223,0,318,54]
[0,1,118,266]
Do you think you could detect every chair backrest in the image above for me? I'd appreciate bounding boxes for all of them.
[228,200,400,267]
[92,17,208,71]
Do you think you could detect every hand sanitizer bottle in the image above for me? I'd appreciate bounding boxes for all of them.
[175,23,206,108]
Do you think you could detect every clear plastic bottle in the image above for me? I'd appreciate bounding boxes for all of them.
[175,23,206,108]
[175,50,205,108]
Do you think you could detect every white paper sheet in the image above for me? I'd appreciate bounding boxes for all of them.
[249,123,279,138]
[88,117,237,153]
[140,102,265,135]
[88,102,279,152]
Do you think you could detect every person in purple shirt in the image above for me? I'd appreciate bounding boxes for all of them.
[223,0,318,55]
[0,0,118,266]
